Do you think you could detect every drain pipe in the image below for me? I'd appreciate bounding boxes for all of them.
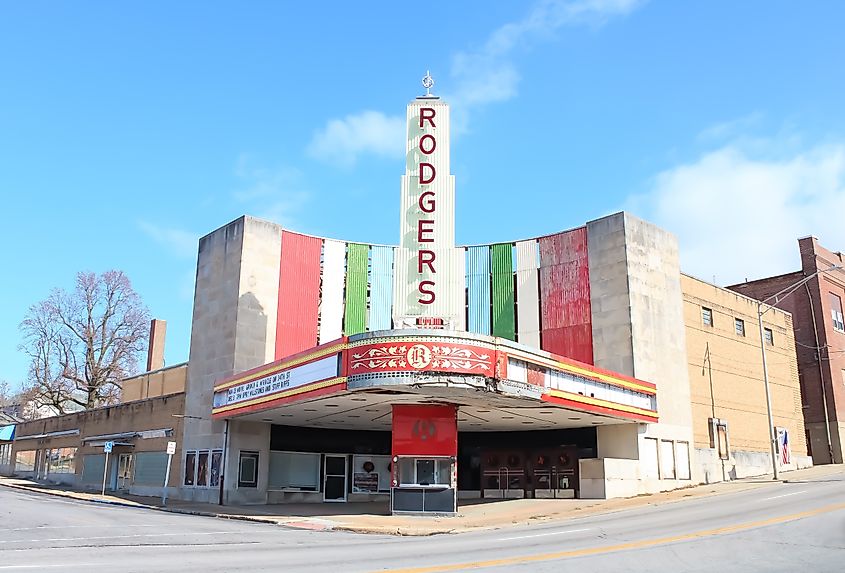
[219,419,230,506]
[804,281,835,464]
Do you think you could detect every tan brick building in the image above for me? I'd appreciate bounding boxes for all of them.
[682,274,810,482]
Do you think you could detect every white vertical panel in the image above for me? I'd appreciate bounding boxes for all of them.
[515,239,540,349]
[318,239,346,344]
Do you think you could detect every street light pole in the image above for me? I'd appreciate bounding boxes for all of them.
[755,264,841,481]
[757,302,780,480]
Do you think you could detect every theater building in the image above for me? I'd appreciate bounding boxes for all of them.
[179,86,702,511]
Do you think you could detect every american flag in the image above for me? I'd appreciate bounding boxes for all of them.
[781,430,791,465]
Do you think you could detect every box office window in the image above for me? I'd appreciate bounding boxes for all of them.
[47,448,76,474]
[15,450,36,472]
[398,458,450,487]
[238,451,259,488]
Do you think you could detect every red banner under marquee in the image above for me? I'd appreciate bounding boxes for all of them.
[392,404,458,457]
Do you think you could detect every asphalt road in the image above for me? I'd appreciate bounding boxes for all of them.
[1,471,844,572]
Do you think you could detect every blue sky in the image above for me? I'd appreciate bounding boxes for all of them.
[2,0,845,388]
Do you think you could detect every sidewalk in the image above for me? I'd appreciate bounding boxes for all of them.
[2,464,842,536]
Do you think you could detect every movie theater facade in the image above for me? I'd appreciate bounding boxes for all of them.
[180,92,695,511]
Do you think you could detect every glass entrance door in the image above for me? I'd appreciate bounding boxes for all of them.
[323,455,347,502]
[116,453,133,490]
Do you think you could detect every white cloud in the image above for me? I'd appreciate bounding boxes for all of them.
[138,221,199,259]
[630,140,845,285]
[308,0,643,162]
[233,155,310,226]
[306,111,405,167]
[448,0,643,118]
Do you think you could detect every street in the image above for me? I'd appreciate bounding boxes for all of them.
[1,471,844,572]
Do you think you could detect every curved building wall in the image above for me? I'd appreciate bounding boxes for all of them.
[271,227,595,365]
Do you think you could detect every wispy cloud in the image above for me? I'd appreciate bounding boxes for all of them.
[233,154,310,226]
[629,135,845,285]
[138,221,199,259]
[308,0,643,163]
[696,112,764,143]
[306,110,405,167]
[448,0,643,126]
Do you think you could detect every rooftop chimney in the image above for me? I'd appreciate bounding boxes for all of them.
[146,319,167,372]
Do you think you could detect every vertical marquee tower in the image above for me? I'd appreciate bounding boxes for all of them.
[393,73,466,330]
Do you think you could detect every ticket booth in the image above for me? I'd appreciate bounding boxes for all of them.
[390,404,458,515]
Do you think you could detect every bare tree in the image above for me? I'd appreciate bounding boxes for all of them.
[19,271,150,414]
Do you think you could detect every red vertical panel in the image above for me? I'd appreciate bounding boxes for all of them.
[275,231,322,360]
[539,227,593,364]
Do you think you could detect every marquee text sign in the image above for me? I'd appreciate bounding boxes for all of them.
[212,355,339,409]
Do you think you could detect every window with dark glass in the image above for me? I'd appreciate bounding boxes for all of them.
[196,451,209,486]
[210,450,222,487]
[238,451,259,488]
[830,293,845,332]
[184,452,196,486]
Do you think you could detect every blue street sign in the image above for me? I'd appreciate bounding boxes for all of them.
[104,441,114,453]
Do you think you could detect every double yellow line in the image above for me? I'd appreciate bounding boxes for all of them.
[378,501,845,572]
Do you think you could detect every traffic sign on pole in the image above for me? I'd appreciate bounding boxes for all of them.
[162,441,176,506]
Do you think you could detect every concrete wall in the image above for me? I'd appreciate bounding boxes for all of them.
[585,212,695,497]
[682,274,808,482]
[121,363,187,402]
[181,216,282,503]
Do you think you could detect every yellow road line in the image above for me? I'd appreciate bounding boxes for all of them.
[377,501,845,573]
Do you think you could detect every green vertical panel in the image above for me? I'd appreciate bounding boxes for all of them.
[344,243,369,335]
[491,243,515,340]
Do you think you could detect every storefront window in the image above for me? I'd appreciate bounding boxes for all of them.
[210,450,222,487]
[196,451,209,486]
[15,450,36,472]
[47,448,77,474]
[184,452,196,486]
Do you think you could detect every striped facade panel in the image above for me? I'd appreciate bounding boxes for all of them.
[276,232,322,359]
[344,243,369,335]
[369,246,394,331]
[318,240,346,344]
[539,227,593,364]
[515,240,541,349]
[491,243,515,340]
[467,246,491,335]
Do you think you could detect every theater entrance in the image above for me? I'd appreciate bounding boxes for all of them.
[480,447,579,499]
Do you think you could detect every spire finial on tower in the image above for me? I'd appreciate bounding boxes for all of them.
[422,70,434,97]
